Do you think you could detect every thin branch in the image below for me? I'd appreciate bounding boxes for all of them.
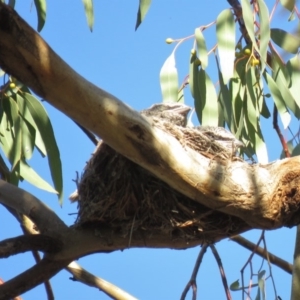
[210,244,232,300]
[180,244,209,300]
[0,235,62,257]
[0,257,71,300]
[66,261,138,300]
[230,235,292,274]
[74,121,98,146]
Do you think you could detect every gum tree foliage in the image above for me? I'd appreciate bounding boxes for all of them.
[1,0,300,299]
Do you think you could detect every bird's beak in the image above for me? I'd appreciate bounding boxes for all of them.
[173,105,191,116]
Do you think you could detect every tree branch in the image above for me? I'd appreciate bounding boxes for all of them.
[0,180,68,238]
[66,261,138,300]
[0,257,70,300]
[0,3,300,230]
[231,235,293,274]
[0,235,62,258]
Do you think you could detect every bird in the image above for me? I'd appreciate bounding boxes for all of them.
[141,103,191,127]
[196,126,244,153]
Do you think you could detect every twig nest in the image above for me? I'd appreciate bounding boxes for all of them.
[75,117,249,243]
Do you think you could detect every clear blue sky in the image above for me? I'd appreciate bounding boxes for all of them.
[0,1,296,299]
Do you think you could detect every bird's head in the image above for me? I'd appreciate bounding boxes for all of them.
[142,103,191,127]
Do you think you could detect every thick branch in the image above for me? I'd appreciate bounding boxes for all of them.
[0,180,68,238]
[0,235,62,257]
[0,3,300,229]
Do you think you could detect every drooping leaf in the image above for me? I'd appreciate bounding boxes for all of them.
[257,270,266,300]
[216,54,233,130]
[21,118,35,160]
[34,0,47,32]
[189,54,202,123]
[135,0,151,30]
[195,69,218,126]
[195,28,208,69]
[280,0,295,12]
[271,28,300,54]
[287,55,300,113]
[8,98,21,169]
[216,9,235,84]
[230,279,240,290]
[19,160,58,194]
[23,93,63,203]
[82,0,94,32]
[241,0,260,53]
[257,0,270,72]
[264,72,291,129]
[273,60,300,119]
[245,68,258,131]
[16,94,47,157]
[160,53,179,103]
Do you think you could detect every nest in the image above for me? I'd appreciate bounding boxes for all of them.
[75,120,249,243]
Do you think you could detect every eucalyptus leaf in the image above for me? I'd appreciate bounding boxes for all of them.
[82,0,94,32]
[34,0,46,32]
[195,28,208,69]
[264,72,291,129]
[20,159,58,194]
[280,0,295,12]
[241,0,260,53]
[135,0,151,30]
[216,9,235,83]
[199,69,218,126]
[23,93,63,203]
[271,28,300,54]
[160,53,179,103]
[257,0,270,72]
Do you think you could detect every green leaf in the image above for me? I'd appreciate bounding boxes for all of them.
[0,112,15,164]
[195,69,218,126]
[8,98,21,169]
[230,279,240,291]
[257,270,266,300]
[21,118,35,160]
[245,68,258,131]
[241,0,260,53]
[292,143,300,157]
[160,53,179,103]
[23,93,63,203]
[287,55,300,114]
[16,94,47,157]
[189,55,202,123]
[216,9,235,84]
[20,160,58,194]
[195,29,208,69]
[264,72,291,129]
[216,54,233,130]
[257,0,270,72]
[271,28,300,54]
[280,0,295,12]
[135,0,151,31]
[34,0,47,32]
[82,0,94,32]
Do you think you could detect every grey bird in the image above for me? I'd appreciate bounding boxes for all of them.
[196,126,244,153]
[141,103,191,127]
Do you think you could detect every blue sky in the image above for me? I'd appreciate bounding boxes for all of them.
[0,1,297,299]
